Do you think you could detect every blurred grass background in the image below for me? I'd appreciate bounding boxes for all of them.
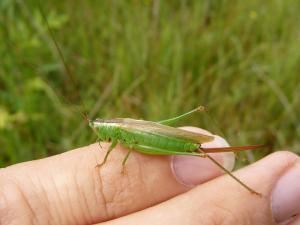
[0,0,299,167]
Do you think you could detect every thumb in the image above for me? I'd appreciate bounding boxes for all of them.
[101,151,300,225]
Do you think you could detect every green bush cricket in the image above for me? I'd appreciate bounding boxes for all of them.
[88,107,264,196]
[38,4,265,196]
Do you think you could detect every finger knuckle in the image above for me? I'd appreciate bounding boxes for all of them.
[271,151,298,163]
[265,151,299,171]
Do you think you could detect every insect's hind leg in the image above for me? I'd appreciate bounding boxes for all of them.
[158,106,206,125]
[95,139,118,168]
[198,148,261,196]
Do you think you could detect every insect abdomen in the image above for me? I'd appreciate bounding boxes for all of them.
[120,129,198,152]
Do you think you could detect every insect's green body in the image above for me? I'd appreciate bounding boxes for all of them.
[90,118,208,157]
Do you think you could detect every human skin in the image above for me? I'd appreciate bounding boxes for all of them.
[0,127,300,225]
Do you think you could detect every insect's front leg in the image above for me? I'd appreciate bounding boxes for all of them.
[95,139,118,168]
[97,137,103,150]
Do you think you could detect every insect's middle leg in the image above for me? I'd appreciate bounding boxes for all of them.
[122,150,133,167]
[96,139,118,168]
[121,150,133,174]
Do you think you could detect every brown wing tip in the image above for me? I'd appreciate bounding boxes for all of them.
[200,134,215,143]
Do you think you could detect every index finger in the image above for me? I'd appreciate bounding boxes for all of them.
[0,128,234,225]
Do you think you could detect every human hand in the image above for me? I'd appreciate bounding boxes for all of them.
[1,127,300,225]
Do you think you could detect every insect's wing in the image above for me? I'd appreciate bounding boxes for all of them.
[119,118,214,143]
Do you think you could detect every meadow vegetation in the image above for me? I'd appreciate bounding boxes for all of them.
[0,0,299,167]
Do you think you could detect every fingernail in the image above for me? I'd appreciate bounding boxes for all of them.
[171,152,235,186]
[272,163,300,223]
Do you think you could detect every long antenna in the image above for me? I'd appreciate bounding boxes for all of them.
[38,2,89,123]
[38,3,75,86]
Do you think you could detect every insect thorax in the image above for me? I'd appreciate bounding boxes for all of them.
[90,120,121,141]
